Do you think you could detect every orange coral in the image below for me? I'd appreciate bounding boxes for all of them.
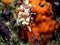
[2,0,11,5]
[29,0,58,45]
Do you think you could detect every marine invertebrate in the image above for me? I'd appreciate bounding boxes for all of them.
[29,0,58,45]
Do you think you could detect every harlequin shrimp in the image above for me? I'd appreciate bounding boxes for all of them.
[15,0,33,43]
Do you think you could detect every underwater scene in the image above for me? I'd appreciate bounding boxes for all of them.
[0,0,60,45]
